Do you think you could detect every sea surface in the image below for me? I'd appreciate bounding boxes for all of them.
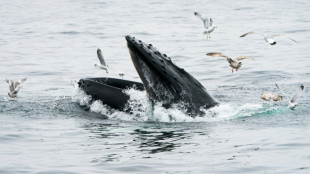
[1,0,310,173]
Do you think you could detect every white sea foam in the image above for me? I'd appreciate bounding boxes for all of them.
[72,84,266,122]
[71,83,92,106]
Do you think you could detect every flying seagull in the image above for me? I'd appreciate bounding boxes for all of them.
[95,48,109,73]
[240,32,297,45]
[5,78,27,98]
[194,12,218,39]
[206,52,255,73]
[288,84,304,110]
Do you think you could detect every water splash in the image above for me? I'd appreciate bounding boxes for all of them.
[72,84,276,122]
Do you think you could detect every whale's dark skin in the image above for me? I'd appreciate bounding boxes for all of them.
[79,36,217,116]
[78,77,144,111]
[125,35,218,115]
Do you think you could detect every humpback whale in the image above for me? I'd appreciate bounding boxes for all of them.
[79,36,217,116]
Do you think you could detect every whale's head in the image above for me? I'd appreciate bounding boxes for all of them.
[125,35,217,115]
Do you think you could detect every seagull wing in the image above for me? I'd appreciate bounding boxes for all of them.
[194,12,210,28]
[9,83,15,92]
[235,56,255,61]
[17,78,27,84]
[206,52,233,63]
[202,18,212,28]
[6,79,14,91]
[206,52,230,59]
[194,12,204,21]
[240,32,264,37]
[203,19,210,28]
[290,85,304,103]
[15,78,27,87]
[275,83,280,90]
[12,85,21,94]
[275,83,289,96]
[271,34,297,43]
[209,18,213,27]
[97,48,107,66]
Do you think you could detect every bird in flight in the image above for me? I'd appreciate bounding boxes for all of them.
[95,48,109,73]
[206,52,255,73]
[5,78,27,98]
[194,12,218,39]
[240,32,297,45]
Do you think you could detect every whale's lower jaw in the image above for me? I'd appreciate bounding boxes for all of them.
[126,35,218,116]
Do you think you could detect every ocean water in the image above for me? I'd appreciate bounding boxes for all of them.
[1,0,310,173]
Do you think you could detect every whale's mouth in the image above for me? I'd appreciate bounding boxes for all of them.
[125,35,218,115]
[125,35,177,105]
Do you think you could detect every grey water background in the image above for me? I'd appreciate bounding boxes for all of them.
[1,0,310,173]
